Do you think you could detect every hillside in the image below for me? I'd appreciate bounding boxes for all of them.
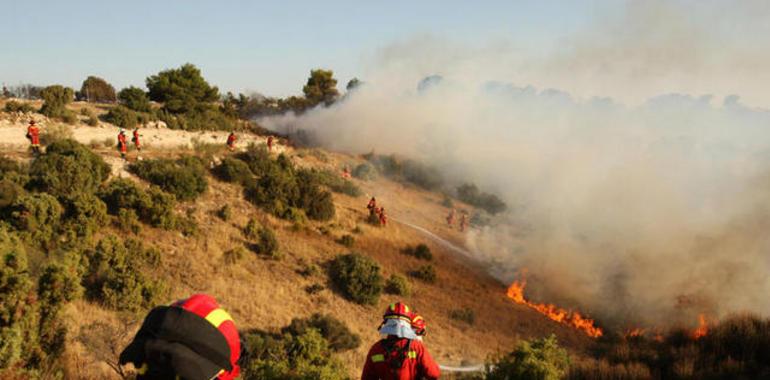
[0,100,595,378]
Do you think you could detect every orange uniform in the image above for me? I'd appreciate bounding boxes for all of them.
[132,129,141,150]
[118,132,128,153]
[27,124,40,146]
[267,136,274,151]
[226,133,236,150]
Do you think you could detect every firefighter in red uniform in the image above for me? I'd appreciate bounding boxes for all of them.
[267,136,274,151]
[132,127,142,151]
[117,129,128,160]
[120,294,243,380]
[446,209,455,227]
[362,302,440,380]
[26,119,41,155]
[379,207,388,226]
[459,212,467,232]
[226,132,237,151]
[367,197,377,216]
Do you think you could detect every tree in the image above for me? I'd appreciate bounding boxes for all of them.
[303,69,339,107]
[80,76,117,103]
[485,335,570,380]
[346,78,361,91]
[118,86,151,112]
[146,63,219,114]
[39,85,75,119]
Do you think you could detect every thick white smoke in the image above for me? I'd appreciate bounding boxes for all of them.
[260,1,770,328]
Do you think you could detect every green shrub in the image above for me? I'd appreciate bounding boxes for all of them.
[143,186,177,229]
[0,179,23,210]
[449,308,476,325]
[0,226,40,368]
[385,274,411,296]
[567,359,651,380]
[306,169,362,197]
[103,106,137,129]
[80,76,116,103]
[3,100,35,113]
[336,234,355,248]
[213,157,253,184]
[366,154,443,190]
[8,193,62,246]
[352,163,377,180]
[37,263,82,358]
[305,284,324,295]
[118,86,151,112]
[410,264,437,283]
[116,208,142,234]
[486,334,570,380]
[98,179,177,229]
[29,139,111,197]
[39,123,74,145]
[61,192,108,239]
[217,204,232,221]
[83,236,164,313]
[241,328,348,380]
[457,183,507,215]
[329,253,383,305]
[243,219,260,240]
[403,243,433,261]
[223,246,246,265]
[237,144,273,174]
[39,85,75,120]
[283,313,361,352]
[254,226,279,258]
[130,156,208,201]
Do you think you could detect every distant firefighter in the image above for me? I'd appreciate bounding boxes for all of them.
[226,132,237,151]
[379,207,388,226]
[446,209,456,226]
[117,129,128,160]
[267,135,274,151]
[132,127,142,151]
[367,197,377,216]
[459,211,468,232]
[26,119,41,155]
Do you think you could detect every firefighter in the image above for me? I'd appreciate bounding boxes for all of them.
[362,302,440,380]
[367,197,377,216]
[267,135,274,152]
[342,166,351,179]
[379,207,388,226]
[459,211,468,232]
[411,314,427,341]
[26,119,41,155]
[132,127,142,152]
[446,209,455,227]
[226,132,237,151]
[120,294,243,380]
[117,129,128,160]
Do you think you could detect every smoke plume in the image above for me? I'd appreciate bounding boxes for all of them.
[260,1,770,328]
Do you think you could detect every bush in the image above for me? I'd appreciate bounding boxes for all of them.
[567,359,651,380]
[103,105,138,129]
[283,313,361,352]
[61,192,108,239]
[306,169,362,197]
[213,157,253,184]
[98,179,177,229]
[486,334,570,380]
[0,226,39,369]
[81,108,99,126]
[329,253,383,305]
[37,263,82,357]
[118,86,151,112]
[385,274,411,296]
[29,139,111,197]
[8,193,62,246]
[457,183,507,215]
[366,154,444,190]
[130,156,208,201]
[241,328,348,380]
[449,308,476,325]
[3,100,35,113]
[403,243,433,261]
[146,63,219,114]
[336,234,355,248]
[243,219,260,240]
[410,264,437,283]
[217,204,232,221]
[116,208,142,234]
[223,246,247,265]
[0,179,23,210]
[39,85,75,120]
[254,226,279,258]
[352,163,377,180]
[39,123,74,145]
[83,236,165,313]
[80,76,116,103]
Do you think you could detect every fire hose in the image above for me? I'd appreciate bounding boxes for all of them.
[439,364,487,373]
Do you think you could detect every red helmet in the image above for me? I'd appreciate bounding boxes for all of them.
[411,314,426,336]
[383,302,414,322]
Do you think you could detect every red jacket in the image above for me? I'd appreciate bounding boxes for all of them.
[362,338,440,380]
[227,133,236,146]
[27,125,40,145]
[118,133,127,152]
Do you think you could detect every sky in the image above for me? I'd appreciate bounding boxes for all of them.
[1,0,601,97]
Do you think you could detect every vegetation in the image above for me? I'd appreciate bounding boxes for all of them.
[449,308,476,325]
[403,243,433,261]
[303,69,339,107]
[39,85,76,122]
[223,246,247,265]
[29,139,111,198]
[3,100,35,113]
[253,226,279,258]
[365,153,444,191]
[385,274,411,296]
[283,313,361,352]
[118,86,151,112]
[79,76,116,103]
[486,334,570,380]
[410,264,437,283]
[352,162,377,180]
[306,169,362,197]
[213,157,253,184]
[216,204,232,221]
[98,178,177,229]
[336,234,355,248]
[103,105,139,129]
[329,253,383,305]
[456,183,507,215]
[130,156,208,201]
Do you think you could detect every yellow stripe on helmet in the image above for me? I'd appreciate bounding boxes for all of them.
[205,308,233,328]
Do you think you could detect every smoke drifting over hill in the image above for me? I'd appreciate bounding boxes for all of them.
[261,1,770,328]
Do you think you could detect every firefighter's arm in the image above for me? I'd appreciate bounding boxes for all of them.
[361,347,378,380]
[419,347,441,380]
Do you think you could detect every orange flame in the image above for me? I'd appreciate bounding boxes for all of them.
[506,276,603,338]
[624,328,646,338]
[691,314,708,339]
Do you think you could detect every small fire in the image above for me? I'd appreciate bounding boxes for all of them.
[691,314,708,339]
[506,274,603,338]
[624,328,646,338]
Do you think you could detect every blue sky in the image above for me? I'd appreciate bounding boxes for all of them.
[1,1,602,97]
